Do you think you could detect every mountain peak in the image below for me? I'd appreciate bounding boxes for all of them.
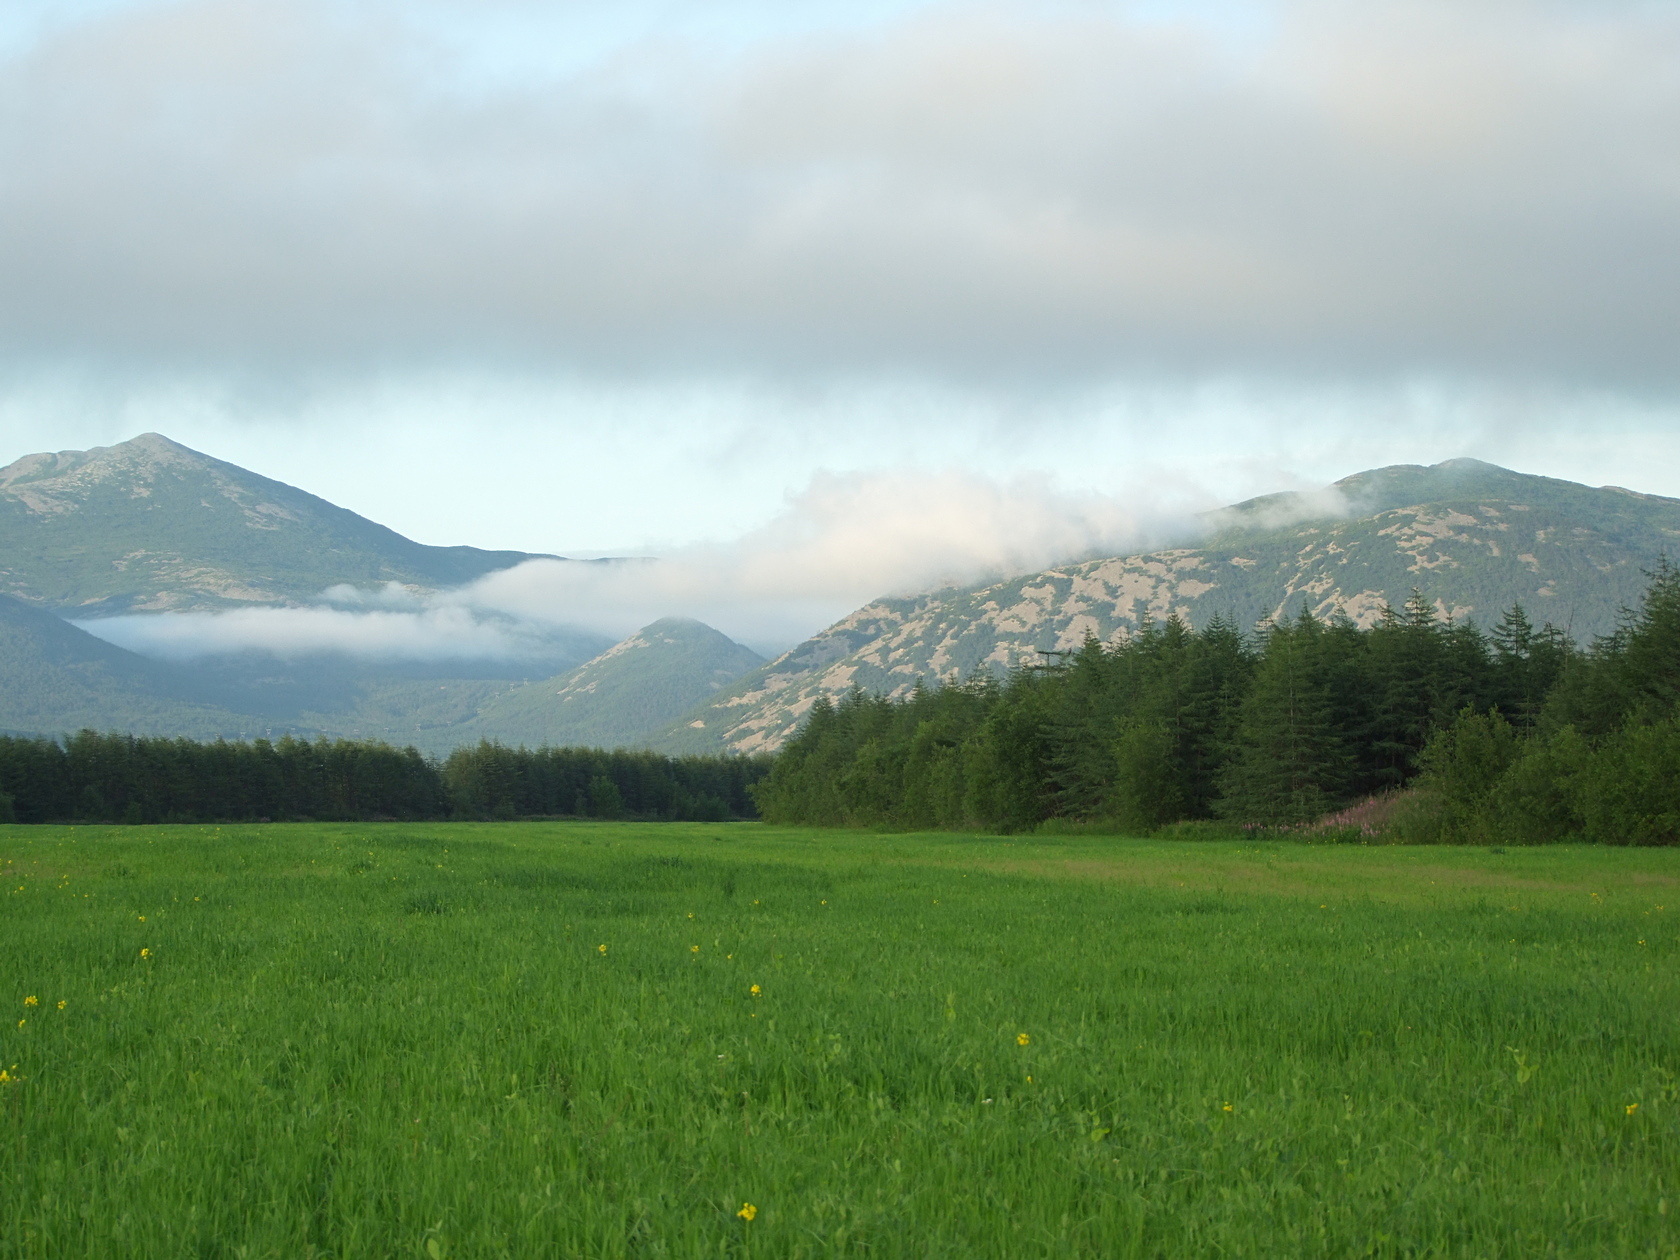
[112,431,204,462]
[0,431,554,614]
[0,432,209,489]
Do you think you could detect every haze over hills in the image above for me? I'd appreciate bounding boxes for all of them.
[0,433,558,614]
[660,459,1680,755]
[0,592,290,739]
[2,438,1677,755]
[0,432,779,748]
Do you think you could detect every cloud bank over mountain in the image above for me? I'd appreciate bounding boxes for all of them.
[79,464,1225,659]
[3,0,1678,384]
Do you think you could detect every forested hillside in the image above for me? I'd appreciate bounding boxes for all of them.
[0,592,290,739]
[461,619,765,751]
[671,459,1680,755]
[753,568,1680,843]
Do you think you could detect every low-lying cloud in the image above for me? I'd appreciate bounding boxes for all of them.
[77,465,1239,663]
[3,0,1679,383]
[80,602,588,664]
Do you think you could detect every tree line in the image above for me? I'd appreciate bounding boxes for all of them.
[0,734,771,825]
[752,567,1680,844]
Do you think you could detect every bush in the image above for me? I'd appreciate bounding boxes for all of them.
[1408,708,1520,842]
[1575,719,1680,845]
[1483,725,1590,845]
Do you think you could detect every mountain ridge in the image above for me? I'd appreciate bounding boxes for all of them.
[656,459,1680,755]
[0,432,559,614]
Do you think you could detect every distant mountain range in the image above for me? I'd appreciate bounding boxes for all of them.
[0,434,766,748]
[665,459,1680,754]
[1,437,1676,755]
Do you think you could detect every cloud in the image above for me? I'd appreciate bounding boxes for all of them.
[2,0,1678,383]
[77,601,590,662]
[459,466,1205,644]
[75,465,1209,661]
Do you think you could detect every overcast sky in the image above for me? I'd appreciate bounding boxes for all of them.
[4,0,1680,648]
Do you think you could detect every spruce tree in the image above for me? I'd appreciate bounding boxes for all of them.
[1215,611,1353,824]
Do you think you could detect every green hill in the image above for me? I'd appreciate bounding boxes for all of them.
[659,459,1680,755]
[0,432,554,613]
[0,593,294,739]
[454,618,765,751]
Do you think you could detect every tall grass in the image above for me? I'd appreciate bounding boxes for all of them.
[3,822,1676,1257]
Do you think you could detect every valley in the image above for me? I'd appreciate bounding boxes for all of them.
[3,435,1677,755]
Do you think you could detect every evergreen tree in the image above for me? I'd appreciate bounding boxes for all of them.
[1216,611,1353,824]
[1489,604,1573,728]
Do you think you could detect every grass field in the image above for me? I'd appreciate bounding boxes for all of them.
[3,822,1678,1258]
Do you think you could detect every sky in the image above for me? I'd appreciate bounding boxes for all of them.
[4,0,1680,654]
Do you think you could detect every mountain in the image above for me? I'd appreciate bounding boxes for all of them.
[0,602,758,753]
[660,459,1680,755]
[456,618,766,751]
[0,432,556,614]
[0,593,290,739]
[166,648,609,752]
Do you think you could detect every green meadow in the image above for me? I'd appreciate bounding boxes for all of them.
[3,823,1677,1258]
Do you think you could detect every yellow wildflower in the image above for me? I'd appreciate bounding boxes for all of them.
[1627,1103,1640,1116]
[597,944,608,955]
[749,984,761,997]
[56,1001,65,1010]
[23,996,37,1007]
[1222,1102,1233,1113]
[737,1203,757,1222]
[140,948,151,959]
[1016,1033,1031,1046]
[691,945,700,954]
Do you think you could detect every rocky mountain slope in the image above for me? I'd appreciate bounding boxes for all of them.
[659,460,1680,755]
[0,433,554,614]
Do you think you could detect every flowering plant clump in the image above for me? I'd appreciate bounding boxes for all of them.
[737,1203,757,1221]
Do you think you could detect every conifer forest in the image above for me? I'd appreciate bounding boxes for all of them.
[754,566,1680,844]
